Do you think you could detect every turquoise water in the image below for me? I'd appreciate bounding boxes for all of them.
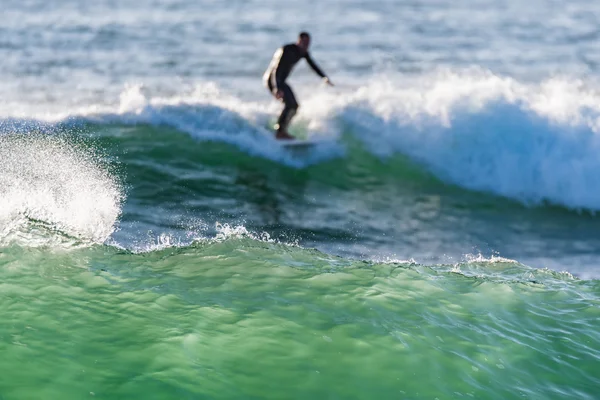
[3,0,600,398]
[2,239,599,399]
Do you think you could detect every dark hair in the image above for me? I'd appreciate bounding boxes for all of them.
[299,32,310,40]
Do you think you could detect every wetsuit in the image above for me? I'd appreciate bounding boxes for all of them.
[263,44,327,132]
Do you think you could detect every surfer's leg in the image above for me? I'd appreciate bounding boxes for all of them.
[275,83,298,135]
[267,74,293,139]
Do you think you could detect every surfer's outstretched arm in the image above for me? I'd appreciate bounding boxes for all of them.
[305,54,334,86]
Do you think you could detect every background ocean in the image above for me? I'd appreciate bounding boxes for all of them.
[1,0,600,398]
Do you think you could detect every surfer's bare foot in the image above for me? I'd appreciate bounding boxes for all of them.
[275,130,295,140]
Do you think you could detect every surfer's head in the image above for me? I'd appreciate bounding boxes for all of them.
[298,32,311,52]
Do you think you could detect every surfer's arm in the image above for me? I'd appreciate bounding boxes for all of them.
[305,54,326,78]
[305,54,333,86]
[267,47,285,91]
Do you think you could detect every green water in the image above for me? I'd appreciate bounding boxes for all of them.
[1,238,598,399]
[2,127,600,398]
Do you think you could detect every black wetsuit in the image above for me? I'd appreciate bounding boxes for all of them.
[264,43,327,132]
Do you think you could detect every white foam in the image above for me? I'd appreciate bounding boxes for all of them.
[89,82,344,168]
[307,68,600,211]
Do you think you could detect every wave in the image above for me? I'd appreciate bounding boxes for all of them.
[337,69,600,211]
[2,232,599,400]
[4,69,600,212]
[1,220,591,285]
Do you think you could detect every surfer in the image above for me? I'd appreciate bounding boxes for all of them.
[263,32,334,139]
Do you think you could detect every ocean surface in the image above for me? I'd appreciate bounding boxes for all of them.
[1,0,600,398]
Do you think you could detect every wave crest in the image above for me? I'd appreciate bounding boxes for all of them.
[4,69,600,211]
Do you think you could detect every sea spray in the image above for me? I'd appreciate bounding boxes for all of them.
[0,133,123,246]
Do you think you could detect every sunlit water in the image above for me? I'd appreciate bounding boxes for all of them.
[2,0,600,398]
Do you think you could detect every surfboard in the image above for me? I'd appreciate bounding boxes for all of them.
[279,138,320,148]
[262,119,325,148]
